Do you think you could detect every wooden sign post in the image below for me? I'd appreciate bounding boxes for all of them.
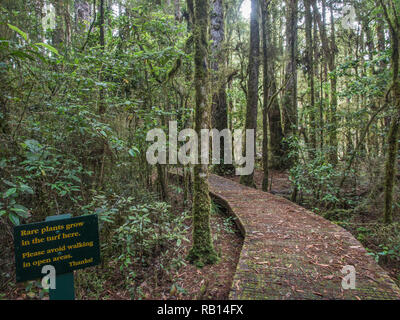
[14,214,100,300]
[45,214,75,300]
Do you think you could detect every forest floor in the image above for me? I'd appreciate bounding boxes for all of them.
[227,169,400,289]
[0,182,243,300]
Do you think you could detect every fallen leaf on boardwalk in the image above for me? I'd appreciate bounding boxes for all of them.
[312,291,323,297]
[366,275,379,283]
[310,261,330,268]
[235,280,240,290]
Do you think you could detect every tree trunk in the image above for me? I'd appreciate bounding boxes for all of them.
[281,0,298,170]
[268,4,284,170]
[240,0,259,188]
[74,0,91,33]
[312,0,338,164]
[305,0,316,155]
[210,0,234,175]
[261,0,270,191]
[381,0,400,224]
[98,0,106,116]
[0,96,10,135]
[313,7,323,150]
[186,0,195,31]
[187,0,218,267]
[328,2,338,164]
[52,0,64,47]
[174,0,182,21]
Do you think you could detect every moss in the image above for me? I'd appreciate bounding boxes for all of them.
[384,113,400,224]
[187,0,219,268]
[187,165,219,267]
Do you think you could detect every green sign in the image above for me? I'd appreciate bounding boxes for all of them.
[14,214,100,283]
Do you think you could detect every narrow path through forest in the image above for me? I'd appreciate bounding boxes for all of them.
[207,174,400,300]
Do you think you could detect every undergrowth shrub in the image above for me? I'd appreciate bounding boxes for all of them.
[110,202,189,298]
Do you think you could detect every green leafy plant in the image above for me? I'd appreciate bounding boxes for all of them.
[1,178,33,225]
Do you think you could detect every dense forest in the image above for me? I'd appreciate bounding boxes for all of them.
[1,0,400,300]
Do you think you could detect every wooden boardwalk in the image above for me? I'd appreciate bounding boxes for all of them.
[207,174,400,300]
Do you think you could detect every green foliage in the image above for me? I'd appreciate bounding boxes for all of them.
[367,244,400,263]
[110,202,189,298]
[288,138,341,208]
[0,5,198,299]
[115,202,189,267]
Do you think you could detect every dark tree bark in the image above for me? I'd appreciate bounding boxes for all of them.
[186,0,195,31]
[210,0,234,175]
[281,0,298,170]
[0,96,10,135]
[268,4,284,170]
[240,0,260,188]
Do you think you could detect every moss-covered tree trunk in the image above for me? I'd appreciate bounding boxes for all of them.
[240,0,259,188]
[381,0,400,224]
[52,0,65,48]
[187,0,218,267]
